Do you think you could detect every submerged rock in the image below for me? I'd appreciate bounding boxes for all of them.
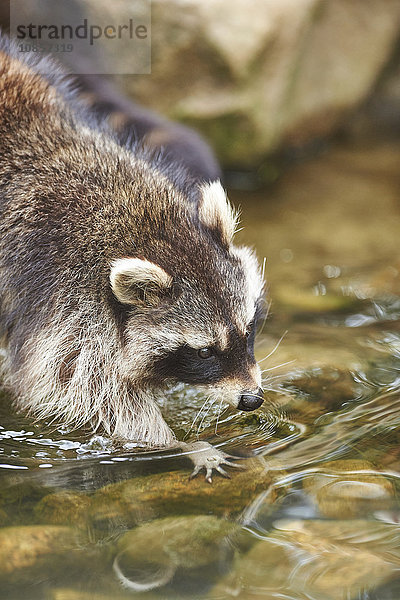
[0,525,82,587]
[34,491,92,528]
[0,481,50,526]
[114,516,239,592]
[89,458,276,533]
[213,519,398,599]
[303,459,395,518]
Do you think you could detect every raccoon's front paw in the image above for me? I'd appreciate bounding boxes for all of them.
[178,441,245,484]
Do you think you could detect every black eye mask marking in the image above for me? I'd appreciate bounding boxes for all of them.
[198,347,213,359]
[149,297,266,386]
[151,344,223,385]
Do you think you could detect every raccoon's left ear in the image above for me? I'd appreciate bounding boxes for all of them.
[198,181,239,246]
[110,258,173,305]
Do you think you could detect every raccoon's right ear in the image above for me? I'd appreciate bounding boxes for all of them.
[198,181,239,246]
[110,258,173,305]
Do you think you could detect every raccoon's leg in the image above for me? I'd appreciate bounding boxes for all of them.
[175,441,245,484]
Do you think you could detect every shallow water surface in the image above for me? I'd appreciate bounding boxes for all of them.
[1,142,400,600]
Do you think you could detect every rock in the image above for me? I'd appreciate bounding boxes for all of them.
[113,516,239,592]
[0,525,82,586]
[34,491,92,528]
[346,42,400,142]
[213,519,398,599]
[116,515,238,568]
[89,458,277,533]
[303,459,395,518]
[0,481,49,526]
[274,520,399,597]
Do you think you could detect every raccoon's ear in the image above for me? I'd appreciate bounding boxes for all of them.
[198,181,239,245]
[110,258,173,305]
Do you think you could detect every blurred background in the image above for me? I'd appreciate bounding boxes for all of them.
[117,0,400,181]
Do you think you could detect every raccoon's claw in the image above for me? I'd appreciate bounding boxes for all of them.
[215,465,231,479]
[190,462,231,484]
[189,464,204,480]
[179,441,245,483]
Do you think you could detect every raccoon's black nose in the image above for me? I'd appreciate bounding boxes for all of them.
[237,388,264,411]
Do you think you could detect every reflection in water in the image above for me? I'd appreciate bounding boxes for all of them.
[263,390,400,470]
[1,143,400,599]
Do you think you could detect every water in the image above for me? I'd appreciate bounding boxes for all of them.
[1,141,400,600]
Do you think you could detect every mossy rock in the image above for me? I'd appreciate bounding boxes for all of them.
[113,515,242,593]
[0,481,50,526]
[34,491,92,528]
[117,515,239,568]
[90,458,277,531]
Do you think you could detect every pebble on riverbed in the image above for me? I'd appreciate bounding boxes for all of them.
[114,515,239,592]
[302,459,395,518]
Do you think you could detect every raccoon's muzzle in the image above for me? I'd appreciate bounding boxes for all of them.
[237,387,264,411]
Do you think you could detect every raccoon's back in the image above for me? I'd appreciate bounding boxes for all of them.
[0,38,207,350]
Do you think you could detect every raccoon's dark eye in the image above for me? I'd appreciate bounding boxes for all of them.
[197,347,213,359]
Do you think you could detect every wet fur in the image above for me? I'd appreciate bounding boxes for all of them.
[0,36,264,445]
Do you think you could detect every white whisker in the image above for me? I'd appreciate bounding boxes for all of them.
[214,398,224,436]
[185,395,213,439]
[261,359,296,374]
[259,299,271,334]
[262,385,285,394]
[257,330,288,364]
[261,257,267,281]
[196,396,215,436]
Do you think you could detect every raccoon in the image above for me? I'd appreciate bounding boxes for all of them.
[0,37,265,480]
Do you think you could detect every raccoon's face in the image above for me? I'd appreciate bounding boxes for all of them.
[110,182,265,412]
[150,291,265,412]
